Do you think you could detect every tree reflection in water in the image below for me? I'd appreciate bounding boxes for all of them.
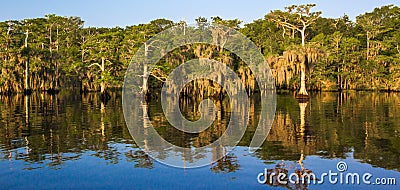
[0,91,399,185]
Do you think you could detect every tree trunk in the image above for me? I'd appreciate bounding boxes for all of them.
[336,41,341,90]
[24,29,31,93]
[297,29,308,97]
[337,65,341,90]
[298,64,308,96]
[49,25,54,90]
[55,25,59,91]
[25,60,30,90]
[55,63,59,91]
[301,30,305,47]
[143,43,149,96]
[143,64,148,95]
[366,32,370,60]
[100,57,106,94]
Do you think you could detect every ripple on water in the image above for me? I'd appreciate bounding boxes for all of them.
[0,92,400,189]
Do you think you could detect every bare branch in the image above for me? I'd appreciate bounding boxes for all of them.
[150,73,166,82]
[88,63,101,69]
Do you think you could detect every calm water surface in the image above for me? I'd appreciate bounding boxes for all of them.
[0,91,399,189]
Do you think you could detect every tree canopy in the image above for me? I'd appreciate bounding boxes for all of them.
[1,4,400,95]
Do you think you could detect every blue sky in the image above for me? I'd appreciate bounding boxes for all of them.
[0,0,398,27]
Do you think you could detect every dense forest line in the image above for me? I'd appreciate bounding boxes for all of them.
[0,4,399,95]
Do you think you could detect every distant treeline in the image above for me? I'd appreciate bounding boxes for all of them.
[0,4,399,95]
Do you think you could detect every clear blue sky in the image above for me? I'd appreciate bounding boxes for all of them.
[0,0,398,27]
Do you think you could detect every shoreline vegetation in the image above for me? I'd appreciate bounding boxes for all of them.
[1,4,400,98]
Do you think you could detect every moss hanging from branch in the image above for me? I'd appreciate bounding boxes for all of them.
[269,44,325,89]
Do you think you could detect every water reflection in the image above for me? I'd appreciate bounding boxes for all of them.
[255,92,400,171]
[0,92,138,169]
[0,91,399,189]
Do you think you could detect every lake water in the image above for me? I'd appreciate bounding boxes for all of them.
[0,91,399,189]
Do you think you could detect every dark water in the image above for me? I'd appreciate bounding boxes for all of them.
[0,91,399,189]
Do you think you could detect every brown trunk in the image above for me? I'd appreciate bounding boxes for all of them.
[49,25,54,90]
[298,63,308,96]
[143,42,149,95]
[298,29,308,96]
[142,64,148,95]
[100,57,106,94]
[24,29,30,92]
[366,32,370,60]
[55,25,59,91]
